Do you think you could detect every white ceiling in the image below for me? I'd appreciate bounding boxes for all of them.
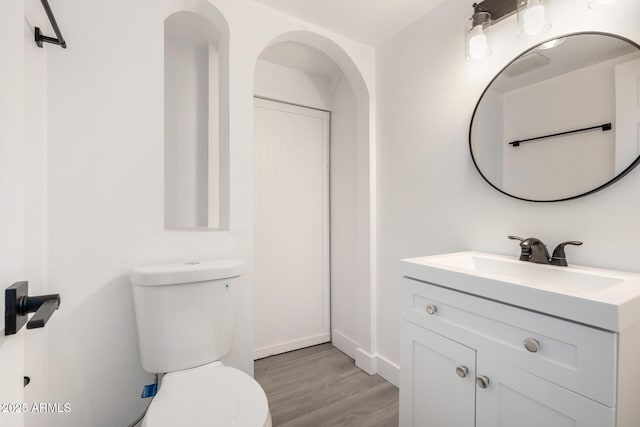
[251,0,445,46]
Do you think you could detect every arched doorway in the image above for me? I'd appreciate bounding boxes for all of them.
[252,32,374,371]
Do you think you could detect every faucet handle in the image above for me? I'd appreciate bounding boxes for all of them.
[508,236,530,261]
[551,241,583,267]
[558,241,583,247]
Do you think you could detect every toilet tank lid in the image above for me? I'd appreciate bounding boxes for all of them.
[130,259,243,286]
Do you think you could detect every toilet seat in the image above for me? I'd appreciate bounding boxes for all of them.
[142,361,271,427]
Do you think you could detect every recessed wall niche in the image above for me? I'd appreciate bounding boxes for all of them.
[164,10,229,230]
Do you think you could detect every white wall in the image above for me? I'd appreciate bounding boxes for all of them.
[376,0,640,376]
[35,0,374,425]
[254,59,361,358]
[328,75,361,358]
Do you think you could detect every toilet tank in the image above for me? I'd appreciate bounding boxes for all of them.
[130,259,242,374]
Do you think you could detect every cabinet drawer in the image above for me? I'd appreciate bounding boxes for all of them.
[401,277,617,407]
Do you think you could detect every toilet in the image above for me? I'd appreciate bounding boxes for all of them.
[130,259,272,427]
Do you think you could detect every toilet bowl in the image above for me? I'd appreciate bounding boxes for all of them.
[142,362,271,427]
[130,259,271,427]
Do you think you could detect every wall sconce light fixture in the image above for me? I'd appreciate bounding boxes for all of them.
[466,0,618,61]
[465,0,531,62]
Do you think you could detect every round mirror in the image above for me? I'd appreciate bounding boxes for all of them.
[470,32,640,202]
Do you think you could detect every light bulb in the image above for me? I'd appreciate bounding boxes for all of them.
[517,0,551,39]
[469,26,489,60]
[465,12,491,61]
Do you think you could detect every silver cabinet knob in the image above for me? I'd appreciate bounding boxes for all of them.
[455,365,468,378]
[425,304,437,315]
[523,338,540,353]
[476,375,490,389]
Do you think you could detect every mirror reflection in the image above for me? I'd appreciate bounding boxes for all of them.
[470,32,640,202]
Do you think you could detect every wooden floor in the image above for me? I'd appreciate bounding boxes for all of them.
[254,343,399,427]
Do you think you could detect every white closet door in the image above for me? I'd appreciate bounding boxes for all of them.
[0,0,26,423]
[253,98,330,359]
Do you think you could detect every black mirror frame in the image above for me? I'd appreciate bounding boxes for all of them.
[469,31,640,203]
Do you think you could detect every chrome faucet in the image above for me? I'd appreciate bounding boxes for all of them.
[508,236,583,266]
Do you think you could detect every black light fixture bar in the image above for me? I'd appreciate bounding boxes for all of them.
[473,0,519,24]
[35,0,66,49]
[509,123,613,147]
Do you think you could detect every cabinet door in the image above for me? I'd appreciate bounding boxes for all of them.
[400,321,476,427]
[475,353,615,427]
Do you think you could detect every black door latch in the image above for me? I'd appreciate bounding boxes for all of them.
[4,281,61,335]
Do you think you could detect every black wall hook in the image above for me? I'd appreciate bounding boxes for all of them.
[4,281,61,336]
[34,0,66,49]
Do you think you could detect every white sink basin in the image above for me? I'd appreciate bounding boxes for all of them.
[428,252,625,293]
[401,251,640,331]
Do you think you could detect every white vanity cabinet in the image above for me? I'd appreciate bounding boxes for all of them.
[400,277,619,427]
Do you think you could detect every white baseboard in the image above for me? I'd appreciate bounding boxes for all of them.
[253,333,330,360]
[375,354,400,388]
[353,348,400,387]
[355,347,377,375]
[331,330,358,360]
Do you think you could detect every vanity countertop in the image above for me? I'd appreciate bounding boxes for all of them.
[401,251,640,332]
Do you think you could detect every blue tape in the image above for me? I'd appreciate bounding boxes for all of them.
[141,383,157,398]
